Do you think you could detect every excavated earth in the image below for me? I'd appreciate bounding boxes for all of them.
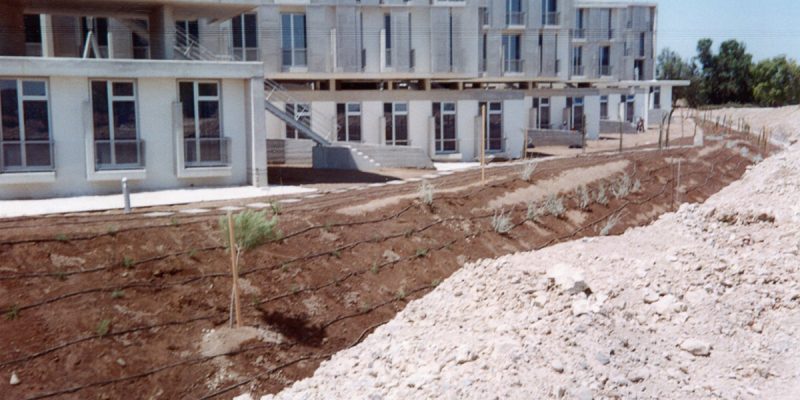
[0,122,768,399]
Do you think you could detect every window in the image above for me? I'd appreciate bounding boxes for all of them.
[336,103,361,142]
[533,97,550,129]
[600,95,609,120]
[81,17,108,57]
[448,12,454,70]
[175,20,199,47]
[132,20,150,59]
[91,81,143,170]
[542,0,559,25]
[567,97,584,131]
[479,7,489,27]
[24,15,42,56]
[285,103,311,139]
[639,32,646,57]
[572,46,583,75]
[232,13,259,61]
[384,14,392,67]
[625,94,635,123]
[502,35,522,73]
[574,9,585,38]
[652,87,661,109]
[180,81,228,167]
[384,103,408,146]
[433,102,457,153]
[0,79,52,172]
[480,102,503,152]
[506,0,524,26]
[480,33,487,72]
[599,46,611,75]
[282,13,307,67]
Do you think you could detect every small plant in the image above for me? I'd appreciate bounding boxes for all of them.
[331,250,341,259]
[600,212,624,236]
[526,201,543,221]
[418,180,435,206]
[280,262,290,273]
[544,195,566,218]
[291,284,300,294]
[110,289,124,299]
[96,319,112,337]
[359,302,371,313]
[491,209,514,234]
[370,261,380,274]
[188,248,198,258]
[395,288,407,300]
[54,271,68,281]
[521,160,537,181]
[107,225,118,235]
[415,248,429,258]
[5,305,19,320]
[122,256,135,269]
[55,233,68,242]
[220,210,280,251]
[596,183,609,206]
[632,178,642,193]
[269,201,282,215]
[612,173,632,199]
[323,221,333,231]
[431,279,441,287]
[578,185,591,210]
[170,216,179,226]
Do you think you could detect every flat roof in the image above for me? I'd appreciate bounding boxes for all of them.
[20,0,260,20]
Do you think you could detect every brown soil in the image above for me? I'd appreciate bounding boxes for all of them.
[0,123,765,400]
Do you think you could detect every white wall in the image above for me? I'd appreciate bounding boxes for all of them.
[503,99,526,158]
[584,95,600,140]
[457,100,478,161]
[408,100,431,154]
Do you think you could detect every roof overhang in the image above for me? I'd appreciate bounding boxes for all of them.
[17,0,260,21]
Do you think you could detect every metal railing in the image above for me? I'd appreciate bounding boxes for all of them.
[572,65,585,76]
[184,137,231,168]
[543,11,560,26]
[435,138,459,154]
[0,140,55,173]
[506,11,525,26]
[95,139,145,170]
[265,79,336,142]
[572,28,586,39]
[282,48,307,68]
[232,47,260,62]
[599,65,612,76]
[174,27,235,61]
[504,59,524,73]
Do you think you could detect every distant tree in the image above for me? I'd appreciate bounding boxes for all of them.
[751,56,800,107]
[694,39,753,104]
[656,48,700,106]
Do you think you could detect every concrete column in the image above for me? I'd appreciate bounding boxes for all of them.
[247,78,268,187]
[149,5,175,60]
[40,14,54,57]
[0,3,26,56]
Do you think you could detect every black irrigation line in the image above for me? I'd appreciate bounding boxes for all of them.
[9,146,751,400]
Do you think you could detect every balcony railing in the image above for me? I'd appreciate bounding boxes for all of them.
[572,65,585,76]
[543,11,560,26]
[599,65,612,76]
[504,59,524,73]
[572,28,586,39]
[95,139,145,170]
[506,11,525,26]
[0,140,55,173]
[232,47,260,62]
[184,137,231,168]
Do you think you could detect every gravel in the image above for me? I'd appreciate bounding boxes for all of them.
[249,130,800,400]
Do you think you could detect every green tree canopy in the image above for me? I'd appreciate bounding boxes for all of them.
[751,56,800,107]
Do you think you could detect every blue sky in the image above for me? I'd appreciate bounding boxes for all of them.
[654,0,800,61]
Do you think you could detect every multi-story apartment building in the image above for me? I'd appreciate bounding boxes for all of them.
[0,0,683,199]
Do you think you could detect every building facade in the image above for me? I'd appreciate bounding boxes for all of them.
[0,0,681,199]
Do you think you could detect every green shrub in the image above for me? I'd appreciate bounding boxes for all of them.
[219,210,280,251]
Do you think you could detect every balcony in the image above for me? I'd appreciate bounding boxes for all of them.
[572,28,586,39]
[0,140,54,173]
[572,65,585,76]
[506,11,526,27]
[599,65,612,76]
[504,59,524,73]
[95,139,145,170]
[184,137,231,168]
[543,12,560,26]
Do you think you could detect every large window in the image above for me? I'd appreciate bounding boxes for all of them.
[502,35,522,73]
[568,97,584,131]
[433,102,457,154]
[574,8,585,38]
[533,97,550,129]
[652,87,661,109]
[506,0,524,26]
[384,14,392,67]
[599,46,611,76]
[232,13,259,61]
[281,13,307,67]
[336,103,361,142]
[180,81,228,167]
[542,0,559,25]
[384,102,408,146]
[624,94,635,123]
[600,95,609,120]
[480,102,503,152]
[91,81,143,170]
[285,103,310,139]
[572,46,584,75]
[0,79,52,172]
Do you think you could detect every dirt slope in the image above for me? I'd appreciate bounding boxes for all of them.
[256,145,800,398]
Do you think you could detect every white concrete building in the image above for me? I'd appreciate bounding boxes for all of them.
[0,0,685,199]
